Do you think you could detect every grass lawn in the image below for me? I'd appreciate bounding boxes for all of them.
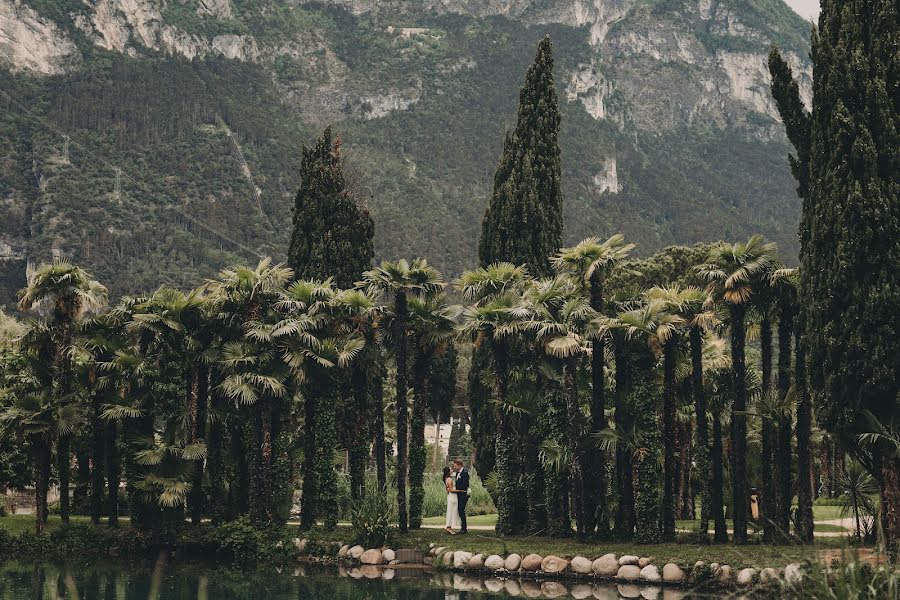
[423,505,851,532]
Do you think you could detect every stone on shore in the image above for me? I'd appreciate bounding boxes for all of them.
[360,549,383,565]
[348,545,365,559]
[454,551,473,569]
[432,546,446,557]
[382,549,395,563]
[617,565,641,581]
[716,565,733,584]
[338,544,350,557]
[592,554,619,577]
[736,568,757,586]
[570,556,592,574]
[638,557,653,568]
[784,563,804,586]
[521,554,543,571]
[442,551,455,566]
[760,567,780,584]
[619,555,640,566]
[640,565,661,582]
[541,556,569,574]
[293,538,307,552]
[504,553,522,571]
[662,563,686,583]
[468,554,484,569]
[484,555,505,570]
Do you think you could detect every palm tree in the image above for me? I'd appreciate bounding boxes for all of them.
[525,275,596,539]
[457,262,530,535]
[17,259,107,523]
[698,235,778,543]
[363,259,444,533]
[552,234,634,536]
[407,294,456,528]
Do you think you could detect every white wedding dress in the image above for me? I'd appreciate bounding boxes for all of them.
[444,476,460,529]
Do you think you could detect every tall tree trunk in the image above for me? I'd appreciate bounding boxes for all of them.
[349,353,371,502]
[190,364,208,525]
[776,297,794,534]
[878,457,900,559]
[90,371,105,525]
[730,303,749,543]
[613,333,635,540]
[105,419,119,527]
[492,339,516,536]
[394,291,409,533]
[691,325,711,533]
[795,326,814,542]
[711,410,728,543]
[661,339,677,541]
[57,433,70,524]
[565,356,585,540]
[300,382,318,530]
[34,434,51,534]
[207,369,225,524]
[586,275,608,537]
[524,413,547,533]
[372,361,387,490]
[760,316,775,542]
[408,355,429,529]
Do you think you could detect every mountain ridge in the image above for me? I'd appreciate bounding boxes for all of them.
[0,0,810,302]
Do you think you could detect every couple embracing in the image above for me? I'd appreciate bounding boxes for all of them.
[442,459,470,535]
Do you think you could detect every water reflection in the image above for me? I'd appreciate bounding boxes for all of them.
[0,561,725,600]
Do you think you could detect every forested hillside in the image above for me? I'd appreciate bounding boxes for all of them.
[0,0,812,302]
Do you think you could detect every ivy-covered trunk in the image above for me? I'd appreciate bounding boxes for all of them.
[468,343,496,479]
[564,356,585,540]
[89,368,105,525]
[795,326,814,542]
[613,333,634,540]
[878,457,900,558]
[251,398,275,527]
[586,274,608,537]
[371,364,387,490]
[711,409,728,543]
[349,350,372,502]
[776,295,794,534]
[523,412,547,533]
[729,303,749,543]
[690,325,711,533]
[661,339,677,541]
[206,369,225,524]
[760,316,775,542]
[315,384,338,530]
[394,290,410,533]
[408,352,429,529]
[492,338,516,536]
[105,417,119,527]
[33,433,51,533]
[189,364,208,525]
[300,383,318,530]
[632,360,662,544]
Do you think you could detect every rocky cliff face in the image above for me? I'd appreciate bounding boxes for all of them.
[0,0,811,300]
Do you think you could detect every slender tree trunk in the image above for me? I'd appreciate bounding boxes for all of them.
[691,325,711,533]
[776,297,794,534]
[587,275,609,537]
[105,419,119,527]
[730,303,749,543]
[394,291,410,533]
[207,368,225,524]
[711,410,728,543]
[678,418,694,520]
[190,364,208,525]
[878,457,900,558]
[372,362,387,490]
[34,434,51,534]
[349,354,371,503]
[408,355,429,529]
[492,339,516,536]
[662,340,677,541]
[90,371,105,525]
[57,433,70,524]
[254,400,274,527]
[795,326,814,542]
[760,317,775,542]
[564,356,585,540]
[300,382,318,530]
[613,333,634,540]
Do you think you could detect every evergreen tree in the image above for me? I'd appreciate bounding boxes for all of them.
[287,127,375,289]
[769,1,899,553]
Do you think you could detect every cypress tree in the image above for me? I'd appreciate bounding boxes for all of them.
[288,127,375,288]
[769,1,899,553]
[475,35,564,533]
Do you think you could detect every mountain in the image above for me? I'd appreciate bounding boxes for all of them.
[0,0,812,302]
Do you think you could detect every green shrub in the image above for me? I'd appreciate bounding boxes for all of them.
[350,487,394,548]
[814,496,845,506]
[209,516,294,565]
[782,557,900,599]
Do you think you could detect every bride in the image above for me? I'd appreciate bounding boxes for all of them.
[443,466,459,534]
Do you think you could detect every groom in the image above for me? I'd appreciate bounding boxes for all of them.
[452,459,469,534]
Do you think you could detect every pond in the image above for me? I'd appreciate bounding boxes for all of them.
[0,559,729,600]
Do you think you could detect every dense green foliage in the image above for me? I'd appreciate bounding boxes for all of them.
[769,0,899,554]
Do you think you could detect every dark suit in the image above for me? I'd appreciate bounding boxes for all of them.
[455,467,470,532]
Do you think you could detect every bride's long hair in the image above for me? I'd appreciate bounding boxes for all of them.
[442,466,452,481]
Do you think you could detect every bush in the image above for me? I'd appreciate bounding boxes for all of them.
[350,487,395,548]
[0,495,13,516]
[208,516,294,565]
[814,496,845,506]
